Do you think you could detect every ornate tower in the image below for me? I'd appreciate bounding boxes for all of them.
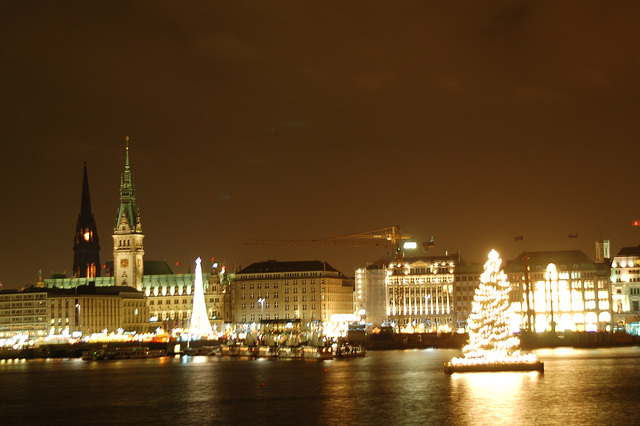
[113,137,144,289]
[73,162,100,278]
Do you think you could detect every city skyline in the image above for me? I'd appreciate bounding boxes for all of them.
[2,3,640,288]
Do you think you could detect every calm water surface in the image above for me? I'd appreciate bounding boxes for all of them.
[1,347,639,425]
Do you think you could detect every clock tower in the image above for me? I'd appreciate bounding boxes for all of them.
[73,162,100,278]
[113,137,144,290]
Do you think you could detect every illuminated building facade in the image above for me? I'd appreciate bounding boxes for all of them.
[357,254,467,330]
[142,264,232,332]
[610,245,640,332]
[358,248,614,333]
[48,286,148,335]
[0,290,48,338]
[355,263,387,327]
[506,250,612,332]
[44,263,231,334]
[0,286,148,338]
[232,261,354,324]
[385,254,460,331]
[452,262,483,329]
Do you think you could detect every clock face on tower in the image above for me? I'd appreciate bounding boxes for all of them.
[120,259,129,268]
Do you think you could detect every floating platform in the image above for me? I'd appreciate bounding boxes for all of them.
[443,360,544,374]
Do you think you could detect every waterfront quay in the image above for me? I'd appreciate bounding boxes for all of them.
[365,330,639,350]
[365,331,468,350]
[518,330,640,349]
[2,330,638,360]
[1,332,463,360]
[0,339,221,360]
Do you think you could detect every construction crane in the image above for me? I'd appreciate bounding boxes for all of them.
[245,225,435,263]
[246,225,436,328]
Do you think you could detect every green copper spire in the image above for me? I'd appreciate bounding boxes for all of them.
[114,136,141,233]
[125,136,130,170]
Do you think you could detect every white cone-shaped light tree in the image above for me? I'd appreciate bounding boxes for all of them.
[452,249,536,365]
[189,257,214,337]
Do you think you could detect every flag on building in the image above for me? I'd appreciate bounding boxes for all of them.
[569,233,578,238]
[514,235,524,241]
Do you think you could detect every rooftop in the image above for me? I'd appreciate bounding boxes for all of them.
[103,260,175,275]
[237,260,341,275]
[505,250,598,272]
[2,285,143,297]
[615,245,640,257]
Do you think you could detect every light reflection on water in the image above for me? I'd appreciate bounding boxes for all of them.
[450,371,540,425]
[1,347,639,425]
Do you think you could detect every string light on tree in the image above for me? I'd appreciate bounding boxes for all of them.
[445,249,542,373]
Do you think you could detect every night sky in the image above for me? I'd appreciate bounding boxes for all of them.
[2,2,639,289]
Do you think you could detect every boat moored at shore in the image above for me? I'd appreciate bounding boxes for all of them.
[216,344,364,360]
[335,345,366,358]
[82,346,166,360]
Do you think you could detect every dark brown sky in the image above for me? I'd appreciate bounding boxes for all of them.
[2,2,640,289]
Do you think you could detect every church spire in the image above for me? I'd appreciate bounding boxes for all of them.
[123,136,131,187]
[114,136,141,232]
[73,161,100,278]
[125,136,130,170]
[112,137,145,289]
[80,161,93,223]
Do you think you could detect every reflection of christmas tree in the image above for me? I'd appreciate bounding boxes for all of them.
[451,250,536,366]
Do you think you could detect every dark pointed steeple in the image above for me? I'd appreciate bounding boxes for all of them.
[80,161,93,223]
[73,161,101,278]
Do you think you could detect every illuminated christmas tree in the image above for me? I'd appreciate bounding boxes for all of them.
[189,257,214,336]
[448,249,540,371]
[461,249,520,361]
